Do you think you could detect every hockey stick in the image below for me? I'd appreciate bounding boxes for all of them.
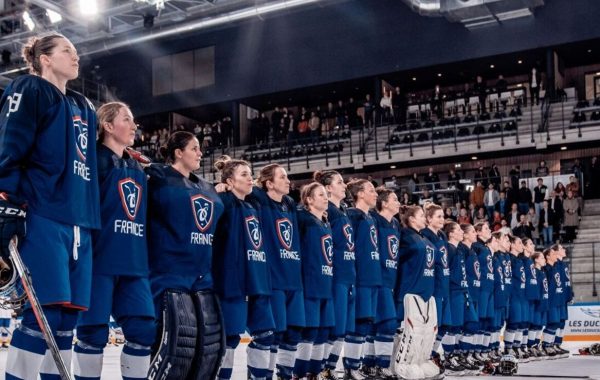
[9,237,72,380]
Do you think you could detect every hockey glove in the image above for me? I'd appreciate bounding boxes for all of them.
[0,193,26,259]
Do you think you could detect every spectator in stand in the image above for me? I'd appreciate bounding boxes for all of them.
[563,190,579,243]
[535,160,549,177]
[528,67,542,106]
[518,180,533,215]
[572,159,584,189]
[513,214,533,239]
[490,210,503,231]
[408,173,419,202]
[367,174,379,188]
[222,116,233,147]
[419,187,434,205]
[474,207,488,224]
[379,90,393,124]
[488,163,501,189]
[474,166,488,188]
[527,207,540,246]
[400,192,413,207]
[452,202,462,218]
[335,100,346,129]
[566,175,583,214]
[444,207,456,221]
[506,203,520,230]
[457,208,471,224]
[467,203,477,223]
[392,87,407,126]
[496,191,509,218]
[533,178,548,216]
[549,190,564,232]
[503,180,518,208]
[554,182,566,199]
[346,97,358,129]
[447,169,461,190]
[469,181,485,208]
[484,183,499,220]
[587,156,600,199]
[496,75,508,110]
[363,94,374,130]
[194,123,203,140]
[202,123,213,148]
[259,113,271,145]
[509,165,521,190]
[538,200,556,248]
[308,111,320,145]
[297,107,310,142]
[431,85,443,119]
[424,167,440,191]
[474,75,487,113]
[325,103,336,136]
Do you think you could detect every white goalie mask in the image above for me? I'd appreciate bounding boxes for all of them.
[0,257,27,310]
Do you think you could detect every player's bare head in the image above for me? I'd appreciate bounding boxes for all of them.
[346,179,370,202]
[22,33,69,75]
[444,221,460,237]
[402,205,424,229]
[257,164,282,189]
[161,131,196,164]
[375,187,394,212]
[214,155,250,184]
[461,223,474,234]
[313,170,341,187]
[97,101,130,141]
[424,203,442,220]
[300,182,326,210]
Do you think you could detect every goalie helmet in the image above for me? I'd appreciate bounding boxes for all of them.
[496,354,518,376]
[590,343,600,355]
[0,257,27,310]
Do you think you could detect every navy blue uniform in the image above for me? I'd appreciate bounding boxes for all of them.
[508,254,527,325]
[371,212,400,324]
[146,165,224,314]
[492,253,508,329]
[532,268,549,327]
[448,242,476,326]
[460,243,481,311]
[544,263,564,326]
[395,228,436,318]
[472,241,494,320]
[524,256,539,320]
[297,208,334,327]
[347,208,381,319]
[421,228,451,326]
[556,259,571,322]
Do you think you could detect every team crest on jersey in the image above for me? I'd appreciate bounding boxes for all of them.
[474,261,481,279]
[543,278,548,293]
[440,246,448,267]
[487,255,493,273]
[276,218,293,250]
[321,234,334,266]
[426,246,435,268]
[343,224,354,251]
[520,267,526,283]
[504,261,511,278]
[118,178,142,220]
[73,116,88,161]
[554,272,562,287]
[245,216,262,249]
[497,266,504,279]
[531,264,537,279]
[387,235,399,260]
[191,194,214,232]
[565,267,571,280]
[369,225,378,247]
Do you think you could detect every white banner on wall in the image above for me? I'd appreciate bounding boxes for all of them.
[565,303,600,341]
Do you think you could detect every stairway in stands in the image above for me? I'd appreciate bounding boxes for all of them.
[568,198,600,303]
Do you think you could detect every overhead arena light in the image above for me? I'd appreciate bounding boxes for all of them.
[22,11,35,31]
[79,0,98,16]
[46,9,63,23]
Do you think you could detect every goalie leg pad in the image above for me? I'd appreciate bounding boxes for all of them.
[186,290,225,380]
[148,290,197,380]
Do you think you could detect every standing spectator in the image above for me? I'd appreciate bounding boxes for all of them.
[431,85,443,119]
[325,103,336,136]
[308,111,320,145]
[554,182,566,199]
[367,174,379,188]
[474,75,487,113]
[483,183,499,220]
[563,191,579,243]
[392,87,407,126]
[335,100,346,129]
[447,169,461,189]
[587,156,600,199]
[286,110,296,148]
[222,116,233,147]
[363,94,374,130]
[488,163,501,189]
[528,67,542,106]
[495,191,509,218]
[346,97,358,129]
[474,166,488,188]
[535,160,549,177]
[496,75,508,110]
[259,113,271,145]
[506,203,520,230]
[549,190,564,227]
[297,107,310,142]
[509,165,521,190]
[503,180,518,208]
[408,173,419,199]
[424,167,440,190]
[272,107,283,141]
[467,203,477,223]
[518,180,533,215]
[400,192,413,207]
[566,175,583,214]
[533,178,548,216]
[538,200,556,247]
[513,214,533,239]
[379,90,393,124]
[419,188,434,205]
[572,159,583,188]
[527,207,540,246]
[469,181,485,208]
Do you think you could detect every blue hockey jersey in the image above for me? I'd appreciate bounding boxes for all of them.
[146,165,224,282]
[213,191,271,298]
[347,208,382,287]
[524,256,539,301]
[297,208,333,299]
[0,75,100,228]
[327,201,356,286]
[460,242,481,300]
[472,240,494,292]
[92,144,148,276]
[247,187,302,291]
[421,228,450,298]
[371,211,401,290]
[510,253,526,298]
[448,241,469,292]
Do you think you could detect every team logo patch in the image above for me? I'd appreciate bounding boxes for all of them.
[73,116,88,161]
[321,234,334,266]
[387,235,399,260]
[245,216,262,249]
[118,178,142,221]
[520,267,526,283]
[343,224,354,251]
[276,218,293,250]
[474,261,481,279]
[565,267,571,280]
[426,246,435,268]
[440,246,448,268]
[191,195,214,232]
[531,264,537,279]
[555,272,562,287]
[504,260,511,278]
[497,266,504,279]
[461,264,467,281]
[487,255,493,273]
[543,278,548,293]
[369,225,378,247]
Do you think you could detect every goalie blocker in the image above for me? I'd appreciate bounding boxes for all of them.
[392,294,441,380]
[148,289,225,380]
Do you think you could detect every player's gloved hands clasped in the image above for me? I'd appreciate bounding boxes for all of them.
[0,193,26,259]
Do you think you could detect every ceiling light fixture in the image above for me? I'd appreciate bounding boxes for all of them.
[46,9,63,23]
[79,0,98,16]
[22,11,35,31]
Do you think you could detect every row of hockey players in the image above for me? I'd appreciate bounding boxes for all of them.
[0,33,572,380]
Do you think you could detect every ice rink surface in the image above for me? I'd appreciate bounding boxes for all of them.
[0,342,598,379]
